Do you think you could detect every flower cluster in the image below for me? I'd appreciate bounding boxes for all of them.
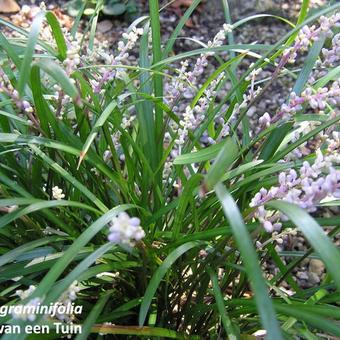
[327,131,340,154]
[259,112,271,127]
[250,150,340,232]
[15,285,36,300]
[282,13,340,65]
[174,72,226,149]
[165,24,232,108]
[0,69,35,116]
[55,281,80,322]
[275,79,340,121]
[165,60,191,107]
[322,33,340,66]
[90,27,144,93]
[52,186,65,200]
[187,25,232,89]
[63,35,82,76]
[12,281,80,322]
[107,212,145,246]
[12,297,42,321]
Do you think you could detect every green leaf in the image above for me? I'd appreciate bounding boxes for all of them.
[0,32,21,67]
[29,144,108,213]
[30,205,135,299]
[45,243,113,305]
[149,0,164,193]
[204,137,239,190]
[0,200,100,230]
[314,65,340,89]
[31,61,80,102]
[76,291,112,340]
[292,34,326,95]
[78,100,118,167]
[173,174,203,237]
[139,241,203,326]
[215,184,283,339]
[91,325,195,338]
[267,201,340,291]
[18,12,45,96]
[208,267,238,339]
[162,0,201,58]
[45,11,68,60]
[221,160,263,181]
[259,122,293,161]
[0,236,65,267]
[103,3,126,16]
[272,116,340,162]
[174,142,224,165]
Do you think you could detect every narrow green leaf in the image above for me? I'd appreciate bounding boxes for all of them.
[45,243,113,305]
[208,267,237,339]
[18,12,44,96]
[149,0,164,194]
[174,141,224,165]
[0,236,64,267]
[314,65,340,89]
[215,184,283,339]
[45,11,67,60]
[91,324,194,339]
[30,205,134,299]
[76,291,111,340]
[204,137,238,190]
[267,201,340,291]
[173,174,203,237]
[259,122,293,161]
[162,0,201,58]
[139,241,203,326]
[29,144,108,213]
[272,116,340,162]
[293,35,325,95]
[78,100,117,167]
[32,61,79,101]
[0,200,100,230]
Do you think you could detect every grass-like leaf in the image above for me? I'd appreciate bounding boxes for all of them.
[215,183,283,339]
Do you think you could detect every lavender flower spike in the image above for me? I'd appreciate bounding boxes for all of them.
[108,212,145,246]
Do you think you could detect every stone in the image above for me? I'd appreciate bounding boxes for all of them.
[308,272,320,285]
[296,271,308,280]
[97,20,113,34]
[0,0,20,13]
[309,259,325,276]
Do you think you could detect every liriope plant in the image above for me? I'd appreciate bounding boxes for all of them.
[0,0,339,339]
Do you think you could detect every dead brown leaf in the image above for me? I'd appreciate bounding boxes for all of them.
[184,18,195,28]
[170,0,193,9]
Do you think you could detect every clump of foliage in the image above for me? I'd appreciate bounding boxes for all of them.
[67,0,137,19]
[0,0,339,339]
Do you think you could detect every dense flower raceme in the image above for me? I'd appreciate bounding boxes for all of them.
[250,149,340,232]
[52,186,65,200]
[254,13,340,126]
[12,282,80,322]
[107,212,145,246]
[165,24,232,105]
[322,32,340,66]
[282,13,340,65]
[89,26,144,93]
[275,79,340,122]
